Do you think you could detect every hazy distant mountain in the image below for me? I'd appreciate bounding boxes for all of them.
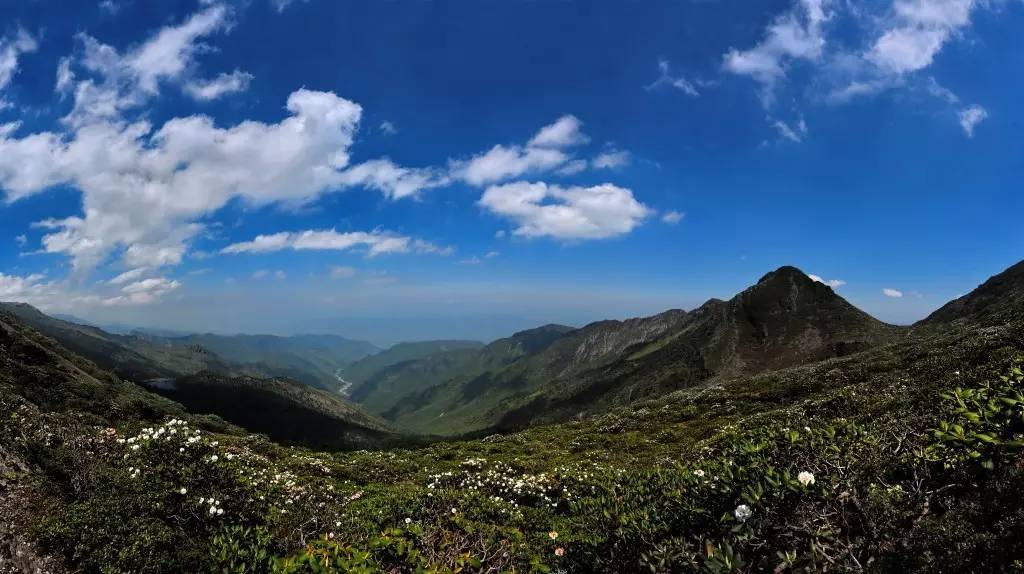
[159,333,380,392]
[343,339,483,389]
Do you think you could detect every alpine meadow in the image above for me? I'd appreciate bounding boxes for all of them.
[1,1,1023,573]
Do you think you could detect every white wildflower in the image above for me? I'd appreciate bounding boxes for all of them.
[734,504,752,522]
[798,471,815,486]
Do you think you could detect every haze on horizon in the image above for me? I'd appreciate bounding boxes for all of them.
[1,0,1021,343]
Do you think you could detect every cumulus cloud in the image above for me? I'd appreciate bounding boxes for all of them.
[867,0,975,75]
[723,0,829,105]
[883,287,904,298]
[60,4,233,126]
[478,182,652,240]
[0,272,48,300]
[222,229,453,257]
[0,89,375,271]
[451,115,590,186]
[0,270,179,308]
[808,274,846,288]
[184,70,253,101]
[379,120,397,135]
[958,104,987,137]
[337,158,449,200]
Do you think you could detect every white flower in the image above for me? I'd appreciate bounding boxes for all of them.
[209,506,217,515]
[451,508,458,514]
[179,488,188,495]
[209,455,219,462]
[798,471,815,486]
[217,508,224,516]
[405,517,412,524]
[734,504,752,522]
[693,469,705,478]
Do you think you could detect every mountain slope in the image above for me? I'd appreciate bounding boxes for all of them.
[373,267,902,435]
[919,259,1024,326]
[0,304,396,450]
[0,302,232,382]
[378,314,692,433]
[493,266,904,428]
[342,339,484,391]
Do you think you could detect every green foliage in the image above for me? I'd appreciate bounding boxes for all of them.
[931,360,1024,470]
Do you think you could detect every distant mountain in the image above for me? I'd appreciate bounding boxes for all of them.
[343,339,483,389]
[347,326,572,419]
[158,333,380,392]
[918,260,1024,326]
[364,267,903,434]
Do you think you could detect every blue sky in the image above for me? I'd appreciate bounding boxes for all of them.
[0,0,1021,343]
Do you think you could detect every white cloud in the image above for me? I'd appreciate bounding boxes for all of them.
[771,116,808,142]
[723,0,829,105]
[958,104,987,137]
[109,276,181,305]
[60,4,232,126]
[485,250,500,258]
[457,257,482,265]
[272,0,308,13]
[337,158,449,200]
[661,210,685,224]
[0,272,48,300]
[0,29,38,94]
[808,274,846,288]
[478,182,652,240]
[14,234,26,246]
[0,89,371,271]
[274,269,286,280]
[451,115,589,186]
[108,267,151,285]
[0,270,176,309]
[646,59,700,96]
[592,149,631,170]
[867,0,975,75]
[184,70,253,101]
[222,229,452,258]
[882,287,904,298]
[527,115,589,148]
[329,265,357,279]
[379,121,397,135]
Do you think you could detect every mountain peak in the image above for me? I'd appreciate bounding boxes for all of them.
[756,266,812,286]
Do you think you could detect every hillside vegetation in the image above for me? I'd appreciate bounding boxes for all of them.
[2,262,1024,572]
